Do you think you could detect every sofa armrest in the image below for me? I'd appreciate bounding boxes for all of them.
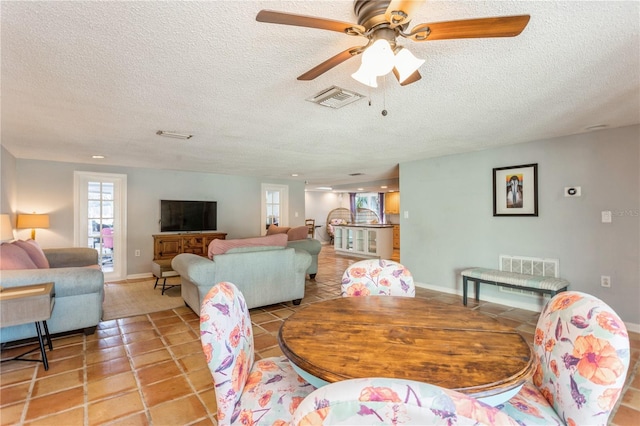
[293,249,312,272]
[287,239,321,255]
[172,253,217,286]
[0,267,104,297]
[44,248,99,268]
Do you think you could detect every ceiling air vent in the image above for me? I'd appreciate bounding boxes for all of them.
[306,86,364,109]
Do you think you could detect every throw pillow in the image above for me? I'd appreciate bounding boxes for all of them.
[0,242,38,270]
[208,234,288,259]
[287,226,309,241]
[266,224,290,235]
[12,239,50,269]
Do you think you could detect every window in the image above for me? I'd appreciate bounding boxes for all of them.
[355,193,380,223]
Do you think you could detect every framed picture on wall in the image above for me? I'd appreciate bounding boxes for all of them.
[493,163,538,216]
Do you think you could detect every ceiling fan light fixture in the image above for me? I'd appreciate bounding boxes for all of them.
[394,47,425,83]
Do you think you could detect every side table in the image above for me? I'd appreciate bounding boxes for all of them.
[152,260,180,295]
[0,282,55,370]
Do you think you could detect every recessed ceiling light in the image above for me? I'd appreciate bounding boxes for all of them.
[92,155,105,159]
[156,130,193,139]
[380,186,388,189]
[357,188,364,191]
[291,173,299,177]
[316,187,333,190]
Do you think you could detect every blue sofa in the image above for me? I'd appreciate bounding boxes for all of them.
[0,248,104,343]
[172,245,311,313]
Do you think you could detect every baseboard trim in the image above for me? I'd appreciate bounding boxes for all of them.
[127,272,153,280]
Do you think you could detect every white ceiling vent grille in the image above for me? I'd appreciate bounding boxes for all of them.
[306,86,364,109]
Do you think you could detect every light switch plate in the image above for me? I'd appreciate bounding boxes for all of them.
[601,211,612,223]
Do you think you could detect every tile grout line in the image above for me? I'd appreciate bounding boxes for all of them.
[119,315,154,425]
[18,363,38,425]
[171,310,216,424]
[83,333,89,426]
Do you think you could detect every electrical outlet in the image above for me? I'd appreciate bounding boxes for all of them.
[601,275,611,288]
[135,250,140,257]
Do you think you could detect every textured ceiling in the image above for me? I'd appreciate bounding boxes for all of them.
[2,1,639,193]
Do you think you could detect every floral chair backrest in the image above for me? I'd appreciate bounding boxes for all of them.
[341,259,415,297]
[201,282,255,423]
[292,377,518,425]
[532,291,629,425]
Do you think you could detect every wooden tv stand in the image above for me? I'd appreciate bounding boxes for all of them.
[153,232,227,260]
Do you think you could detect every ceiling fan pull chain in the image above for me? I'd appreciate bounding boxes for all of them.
[381,76,388,117]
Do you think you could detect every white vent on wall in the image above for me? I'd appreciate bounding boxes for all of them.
[306,86,364,109]
[498,255,560,298]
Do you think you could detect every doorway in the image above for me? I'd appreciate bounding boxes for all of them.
[261,184,288,235]
[74,172,127,281]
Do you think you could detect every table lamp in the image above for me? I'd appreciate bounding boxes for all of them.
[1,214,14,241]
[17,213,50,240]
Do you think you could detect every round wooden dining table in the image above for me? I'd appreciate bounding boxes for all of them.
[278,296,534,405]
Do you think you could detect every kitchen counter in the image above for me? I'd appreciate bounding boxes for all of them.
[333,224,393,259]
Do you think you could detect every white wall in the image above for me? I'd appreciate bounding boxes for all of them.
[0,146,17,219]
[400,125,639,326]
[4,156,305,276]
[305,191,349,243]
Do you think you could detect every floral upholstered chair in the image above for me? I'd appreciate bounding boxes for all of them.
[341,259,415,297]
[200,282,316,425]
[498,291,630,426]
[292,377,518,425]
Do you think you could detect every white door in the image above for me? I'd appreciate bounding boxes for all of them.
[74,172,127,281]
[261,184,288,235]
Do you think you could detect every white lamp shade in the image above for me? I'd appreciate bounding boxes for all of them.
[361,39,395,77]
[394,47,425,83]
[352,63,378,88]
[0,214,14,241]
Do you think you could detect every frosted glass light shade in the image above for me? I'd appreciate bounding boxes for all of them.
[361,39,395,76]
[352,41,424,87]
[352,63,378,88]
[394,47,425,83]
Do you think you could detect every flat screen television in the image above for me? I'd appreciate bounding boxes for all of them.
[160,200,217,232]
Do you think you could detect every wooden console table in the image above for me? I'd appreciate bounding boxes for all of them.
[153,232,227,260]
[0,282,55,370]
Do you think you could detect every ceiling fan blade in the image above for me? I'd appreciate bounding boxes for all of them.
[385,0,426,28]
[298,47,364,81]
[393,68,422,86]
[407,15,530,41]
[256,10,365,35]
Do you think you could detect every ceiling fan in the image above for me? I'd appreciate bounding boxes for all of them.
[256,0,530,87]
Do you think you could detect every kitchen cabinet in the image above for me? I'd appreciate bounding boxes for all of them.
[333,225,393,259]
[384,192,400,214]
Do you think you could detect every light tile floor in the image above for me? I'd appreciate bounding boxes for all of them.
[1,246,638,425]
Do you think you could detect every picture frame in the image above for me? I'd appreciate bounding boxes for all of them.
[493,163,538,216]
